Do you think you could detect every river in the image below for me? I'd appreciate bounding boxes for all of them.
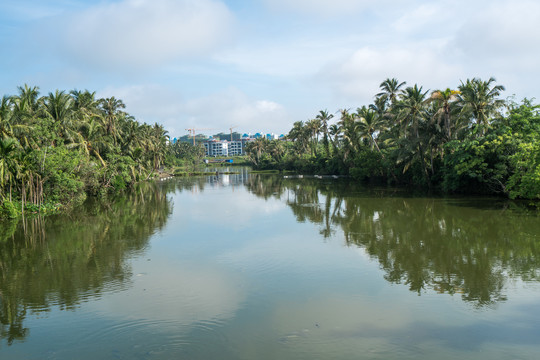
[1,170,539,359]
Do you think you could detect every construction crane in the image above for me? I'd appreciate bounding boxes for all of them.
[185,128,214,145]
[229,125,239,141]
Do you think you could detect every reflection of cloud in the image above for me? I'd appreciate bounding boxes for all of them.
[96,260,244,325]
[176,187,285,228]
[274,295,412,333]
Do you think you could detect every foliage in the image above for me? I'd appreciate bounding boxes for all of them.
[0,85,192,218]
[243,77,539,200]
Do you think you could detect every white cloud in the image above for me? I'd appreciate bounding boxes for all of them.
[98,85,291,136]
[182,88,290,135]
[454,0,540,59]
[50,0,235,69]
[95,261,244,325]
[392,3,454,36]
[317,43,462,104]
[263,0,379,16]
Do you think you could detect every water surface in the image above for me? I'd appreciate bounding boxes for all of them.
[1,173,539,359]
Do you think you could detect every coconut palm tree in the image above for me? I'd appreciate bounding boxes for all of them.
[9,86,41,147]
[0,95,14,139]
[12,85,41,121]
[355,106,385,154]
[150,123,169,171]
[305,118,322,157]
[396,84,429,139]
[99,97,126,145]
[377,78,407,108]
[287,121,309,155]
[458,77,505,136]
[315,109,334,156]
[338,109,360,161]
[328,123,341,154]
[74,117,108,167]
[429,88,461,140]
[0,137,20,201]
[44,90,76,143]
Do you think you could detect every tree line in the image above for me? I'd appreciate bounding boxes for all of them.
[0,85,181,218]
[244,77,540,200]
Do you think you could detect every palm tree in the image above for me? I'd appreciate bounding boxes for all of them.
[0,138,20,201]
[99,97,126,145]
[150,123,169,171]
[0,95,14,139]
[394,84,433,185]
[396,84,429,139]
[268,140,285,162]
[429,88,461,140]
[338,109,359,161]
[245,138,268,166]
[9,85,41,147]
[12,85,41,120]
[71,90,100,126]
[377,78,407,107]
[315,110,334,156]
[74,117,108,167]
[305,118,322,157]
[287,121,309,155]
[44,90,76,143]
[458,77,505,136]
[355,106,385,154]
[328,123,341,154]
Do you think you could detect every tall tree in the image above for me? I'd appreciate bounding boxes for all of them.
[99,97,126,145]
[0,138,19,201]
[377,78,407,108]
[315,110,334,157]
[429,88,461,141]
[458,77,505,136]
[44,90,75,143]
[397,84,429,139]
[355,106,385,154]
[305,118,322,156]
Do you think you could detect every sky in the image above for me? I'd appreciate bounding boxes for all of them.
[1,0,539,138]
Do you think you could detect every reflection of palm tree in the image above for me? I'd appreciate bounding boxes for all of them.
[261,177,533,307]
[0,181,173,345]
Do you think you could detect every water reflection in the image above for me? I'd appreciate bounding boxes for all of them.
[245,175,540,307]
[0,182,171,345]
[1,172,539,352]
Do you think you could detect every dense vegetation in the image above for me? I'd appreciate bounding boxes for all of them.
[0,85,205,218]
[244,77,540,200]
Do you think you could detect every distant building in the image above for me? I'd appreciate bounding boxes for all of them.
[228,140,243,156]
[205,140,229,156]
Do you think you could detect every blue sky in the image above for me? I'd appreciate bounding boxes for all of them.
[1,0,539,137]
